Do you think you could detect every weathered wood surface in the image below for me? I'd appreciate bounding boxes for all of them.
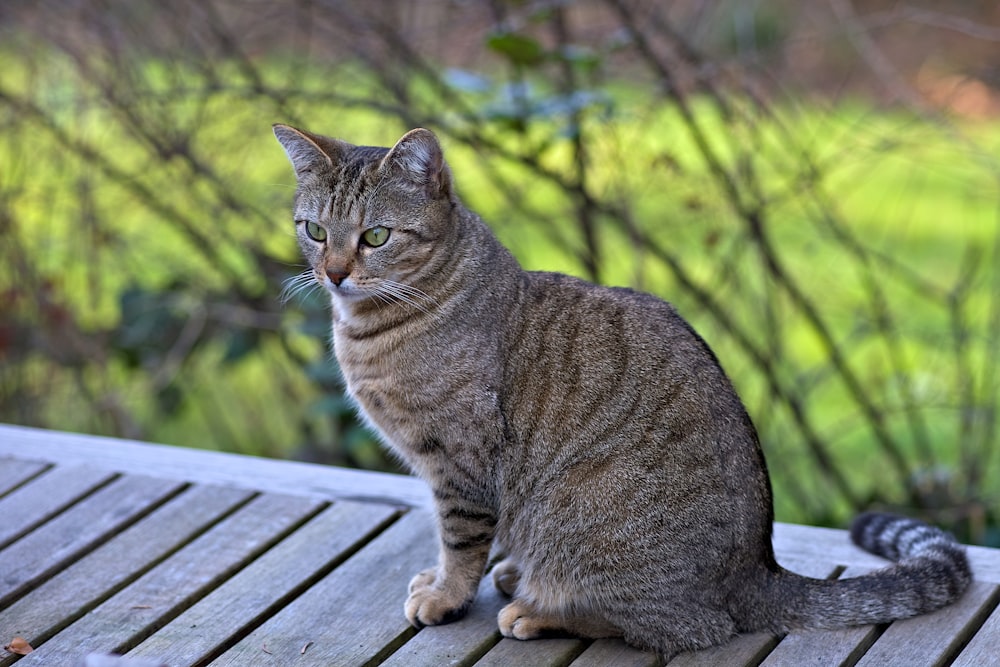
[0,424,432,508]
[1,423,999,667]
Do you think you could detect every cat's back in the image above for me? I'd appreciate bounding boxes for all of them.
[506,271,727,404]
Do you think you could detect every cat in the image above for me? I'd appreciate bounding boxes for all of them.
[273,123,971,659]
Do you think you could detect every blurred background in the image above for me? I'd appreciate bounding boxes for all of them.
[1,0,998,544]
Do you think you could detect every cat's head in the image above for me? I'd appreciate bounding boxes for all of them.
[273,125,456,314]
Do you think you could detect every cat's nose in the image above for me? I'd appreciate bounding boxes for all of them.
[326,269,348,286]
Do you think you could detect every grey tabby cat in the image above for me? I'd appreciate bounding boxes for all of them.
[273,124,971,659]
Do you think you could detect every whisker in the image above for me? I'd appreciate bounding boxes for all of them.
[371,280,428,313]
[374,281,437,315]
[280,270,322,304]
[382,280,438,310]
[369,285,402,310]
[368,289,393,311]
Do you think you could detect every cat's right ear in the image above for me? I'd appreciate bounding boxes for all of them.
[272,124,346,177]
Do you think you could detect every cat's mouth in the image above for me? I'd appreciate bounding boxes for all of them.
[322,274,437,314]
[319,272,363,299]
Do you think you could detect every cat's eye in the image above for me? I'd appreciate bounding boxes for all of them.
[361,226,390,247]
[303,221,327,242]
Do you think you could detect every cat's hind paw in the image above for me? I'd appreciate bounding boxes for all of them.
[498,600,550,640]
[499,599,622,641]
[491,558,521,597]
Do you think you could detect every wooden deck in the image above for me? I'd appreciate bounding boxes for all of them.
[1,424,998,667]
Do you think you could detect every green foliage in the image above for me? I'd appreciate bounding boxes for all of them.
[487,31,546,67]
[1,1,998,545]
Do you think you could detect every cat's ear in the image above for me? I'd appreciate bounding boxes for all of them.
[381,128,450,197]
[272,124,347,177]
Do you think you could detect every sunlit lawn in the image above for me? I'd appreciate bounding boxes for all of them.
[4,53,998,528]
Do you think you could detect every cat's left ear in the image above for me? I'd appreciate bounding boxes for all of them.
[381,128,451,198]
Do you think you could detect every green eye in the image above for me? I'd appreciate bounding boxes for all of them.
[304,221,327,242]
[361,226,390,247]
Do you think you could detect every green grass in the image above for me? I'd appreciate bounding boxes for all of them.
[3,49,998,533]
[448,101,1000,527]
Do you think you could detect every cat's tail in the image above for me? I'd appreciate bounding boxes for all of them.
[768,512,971,631]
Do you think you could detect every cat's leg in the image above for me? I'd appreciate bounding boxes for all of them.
[498,598,621,640]
[491,558,520,597]
[405,489,497,627]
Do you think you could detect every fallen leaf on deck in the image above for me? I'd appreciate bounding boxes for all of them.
[4,637,33,655]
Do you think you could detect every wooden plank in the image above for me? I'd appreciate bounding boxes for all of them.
[0,474,182,607]
[474,637,587,667]
[0,424,432,508]
[855,579,1000,667]
[0,458,48,496]
[951,601,1000,667]
[4,427,1000,667]
[666,631,777,667]
[569,639,659,667]
[776,558,843,580]
[127,500,400,666]
[380,575,504,667]
[212,509,439,667]
[774,523,896,572]
[80,655,168,667]
[6,426,1000,579]
[0,465,115,549]
[760,566,881,667]
[16,492,324,666]
[0,484,253,667]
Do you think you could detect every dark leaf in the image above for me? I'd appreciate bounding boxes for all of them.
[486,32,545,66]
[155,382,185,417]
[222,328,260,364]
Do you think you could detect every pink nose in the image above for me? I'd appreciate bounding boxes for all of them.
[326,269,348,286]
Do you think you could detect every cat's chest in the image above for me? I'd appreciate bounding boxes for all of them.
[334,328,502,443]
[337,345,413,410]
[334,332,443,427]
[335,354,422,454]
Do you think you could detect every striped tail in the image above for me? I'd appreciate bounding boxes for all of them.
[771,512,972,631]
[848,511,972,611]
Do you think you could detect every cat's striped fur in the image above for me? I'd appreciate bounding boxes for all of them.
[273,124,971,659]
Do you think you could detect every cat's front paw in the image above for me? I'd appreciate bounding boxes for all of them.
[404,568,472,628]
[408,567,438,595]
